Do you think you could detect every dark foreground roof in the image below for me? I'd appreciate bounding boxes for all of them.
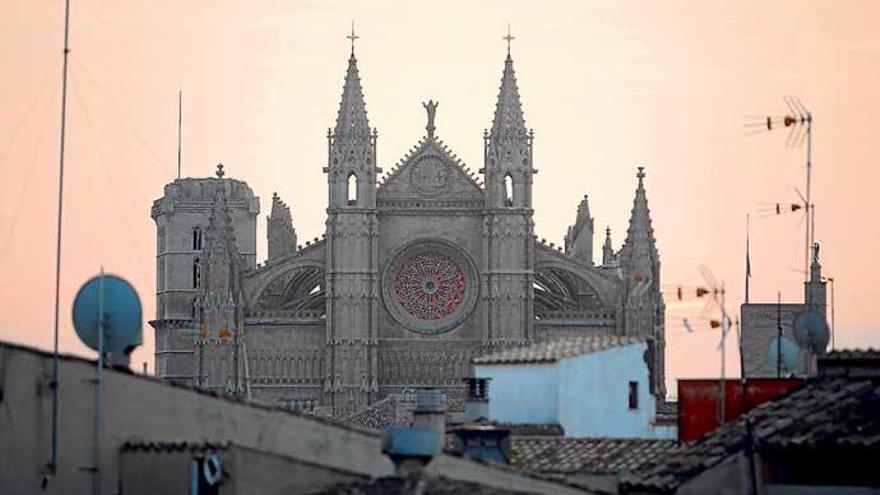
[306,474,537,495]
[121,440,231,453]
[474,335,645,365]
[621,377,880,493]
[511,437,675,476]
[819,348,880,362]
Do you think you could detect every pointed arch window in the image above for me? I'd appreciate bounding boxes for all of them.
[347,173,358,206]
[192,227,203,251]
[193,257,201,289]
[503,174,514,207]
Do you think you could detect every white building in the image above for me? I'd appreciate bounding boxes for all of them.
[474,335,675,439]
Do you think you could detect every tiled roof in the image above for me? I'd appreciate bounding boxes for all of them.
[819,348,880,361]
[511,437,675,476]
[306,474,537,495]
[503,423,565,437]
[621,377,880,493]
[121,440,231,453]
[473,335,645,365]
[338,396,399,432]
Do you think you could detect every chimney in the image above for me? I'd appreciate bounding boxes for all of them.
[382,388,447,476]
[462,377,490,422]
[448,424,511,464]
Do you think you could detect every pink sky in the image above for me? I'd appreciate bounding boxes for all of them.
[1,1,878,394]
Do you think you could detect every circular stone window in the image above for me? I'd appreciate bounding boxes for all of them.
[382,239,478,334]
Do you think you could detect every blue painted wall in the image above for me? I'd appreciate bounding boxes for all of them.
[476,362,558,425]
[476,342,676,439]
[557,343,656,437]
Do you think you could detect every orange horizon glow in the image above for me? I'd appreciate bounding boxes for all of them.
[1,1,878,396]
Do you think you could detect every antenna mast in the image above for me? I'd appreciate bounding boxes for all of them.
[777,291,783,378]
[744,97,814,281]
[177,90,182,179]
[48,0,72,482]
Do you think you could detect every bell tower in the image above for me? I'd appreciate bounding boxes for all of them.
[322,33,380,414]
[481,36,535,344]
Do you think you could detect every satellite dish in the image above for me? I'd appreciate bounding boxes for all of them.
[72,273,142,355]
[792,310,830,354]
[767,336,799,373]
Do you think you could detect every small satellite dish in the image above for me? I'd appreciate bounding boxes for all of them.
[72,273,142,355]
[792,310,830,354]
[767,336,799,373]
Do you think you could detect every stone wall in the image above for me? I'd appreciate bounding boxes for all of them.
[741,303,812,377]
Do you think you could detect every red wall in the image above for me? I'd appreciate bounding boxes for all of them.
[677,379,803,442]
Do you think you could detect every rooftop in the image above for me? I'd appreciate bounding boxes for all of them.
[620,377,880,493]
[819,348,880,361]
[306,474,540,495]
[473,335,645,365]
[511,437,675,476]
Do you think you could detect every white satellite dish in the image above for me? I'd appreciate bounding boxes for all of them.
[793,310,830,355]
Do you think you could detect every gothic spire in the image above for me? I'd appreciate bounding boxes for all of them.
[333,50,371,140]
[619,167,659,280]
[267,192,297,261]
[602,226,616,266]
[572,195,592,235]
[565,194,595,264]
[490,51,528,140]
[202,190,240,293]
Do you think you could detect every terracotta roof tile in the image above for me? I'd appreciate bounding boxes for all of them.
[511,437,675,475]
[307,474,537,495]
[621,377,880,493]
[473,335,645,365]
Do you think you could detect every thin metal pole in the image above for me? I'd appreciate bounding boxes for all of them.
[777,291,782,378]
[829,278,835,350]
[49,0,72,478]
[745,215,750,304]
[719,285,726,425]
[94,269,105,495]
[804,116,812,282]
[177,90,182,179]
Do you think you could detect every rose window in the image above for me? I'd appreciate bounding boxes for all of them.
[382,240,478,334]
[393,252,466,320]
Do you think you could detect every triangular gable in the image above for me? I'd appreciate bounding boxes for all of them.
[378,136,483,201]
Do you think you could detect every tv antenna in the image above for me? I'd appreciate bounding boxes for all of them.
[744,96,814,281]
[695,266,733,424]
[47,0,72,484]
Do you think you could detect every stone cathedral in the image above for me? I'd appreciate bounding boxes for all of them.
[151,45,666,416]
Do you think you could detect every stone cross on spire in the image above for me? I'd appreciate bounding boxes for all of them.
[347,22,359,57]
[503,23,515,57]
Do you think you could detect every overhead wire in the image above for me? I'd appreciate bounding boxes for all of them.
[0,78,60,261]
[71,57,174,178]
[0,65,56,168]
[69,71,152,283]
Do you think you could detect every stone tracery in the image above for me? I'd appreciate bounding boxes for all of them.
[393,251,466,321]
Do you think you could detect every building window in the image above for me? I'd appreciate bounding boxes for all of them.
[628,381,639,410]
[158,226,166,253]
[503,174,514,206]
[192,227,203,251]
[193,257,201,289]
[157,257,165,291]
[347,173,358,205]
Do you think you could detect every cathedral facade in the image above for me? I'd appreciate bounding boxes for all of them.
[150,46,666,416]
